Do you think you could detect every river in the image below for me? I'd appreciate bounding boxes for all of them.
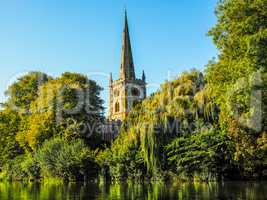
[0,181,266,200]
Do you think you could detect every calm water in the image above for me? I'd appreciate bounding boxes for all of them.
[0,181,266,200]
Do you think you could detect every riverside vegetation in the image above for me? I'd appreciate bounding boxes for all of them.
[0,0,266,182]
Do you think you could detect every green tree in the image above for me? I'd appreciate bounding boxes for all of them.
[104,70,224,180]
[166,127,236,181]
[206,0,267,178]
[0,109,22,167]
[16,72,104,151]
[0,72,49,167]
[4,72,50,112]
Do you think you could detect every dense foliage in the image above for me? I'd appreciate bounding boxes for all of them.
[0,72,104,181]
[0,109,22,167]
[0,0,266,182]
[101,0,267,181]
[4,72,50,112]
[36,138,99,181]
[205,0,267,178]
[102,70,236,181]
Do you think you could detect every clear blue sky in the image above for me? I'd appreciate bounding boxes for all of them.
[0,0,218,113]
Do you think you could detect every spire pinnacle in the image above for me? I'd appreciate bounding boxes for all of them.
[142,70,146,82]
[120,10,135,80]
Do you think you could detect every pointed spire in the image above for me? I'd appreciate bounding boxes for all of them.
[142,70,146,82]
[120,9,135,80]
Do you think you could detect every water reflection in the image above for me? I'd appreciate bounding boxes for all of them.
[0,181,266,200]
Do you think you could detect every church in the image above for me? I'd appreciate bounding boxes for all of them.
[108,11,147,121]
[101,11,147,141]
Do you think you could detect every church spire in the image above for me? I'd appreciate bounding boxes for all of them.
[120,10,135,80]
[142,70,146,82]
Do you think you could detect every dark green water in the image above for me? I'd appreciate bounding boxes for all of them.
[0,181,266,200]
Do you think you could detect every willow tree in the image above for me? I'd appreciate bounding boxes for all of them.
[104,70,224,180]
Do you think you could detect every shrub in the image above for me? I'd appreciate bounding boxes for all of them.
[36,138,100,181]
[3,154,40,180]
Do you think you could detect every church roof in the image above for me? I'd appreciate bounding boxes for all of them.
[120,10,136,80]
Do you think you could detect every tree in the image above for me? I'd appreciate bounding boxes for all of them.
[166,127,236,181]
[0,72,49,166]
[205,0,267,178]
[4,72,50,112]
[0,109,22,167]
[104,70,224,180]
[16,72,104,151]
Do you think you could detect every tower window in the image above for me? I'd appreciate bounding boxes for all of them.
[115,102,120,113]
[131,87,140,97]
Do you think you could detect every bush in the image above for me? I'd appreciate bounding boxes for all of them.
[36,138,100,181]
[3,154,40,181]
[166,127,237,181]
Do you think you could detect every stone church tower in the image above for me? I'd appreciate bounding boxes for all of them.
[109,11,146,121]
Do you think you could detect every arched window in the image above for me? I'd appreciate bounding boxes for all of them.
[131,87,140,97]
[115,102,120,113]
